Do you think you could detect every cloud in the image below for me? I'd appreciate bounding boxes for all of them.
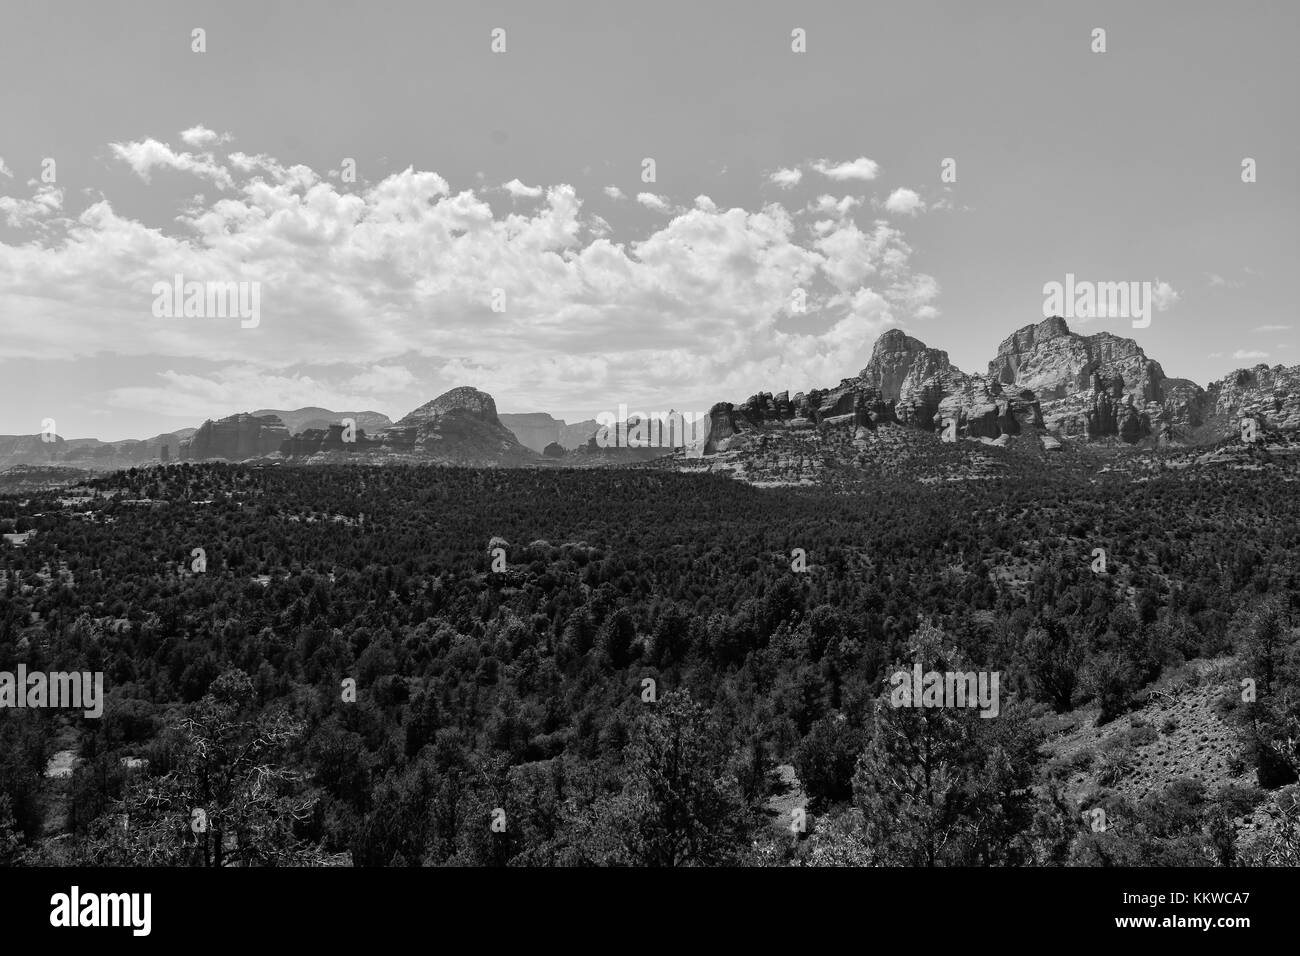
[1253,324,1290,333]
[1,130,942,419]
[603,185,625,200]
[809,195,860,217]
[811,157,879,182]
[105,364,416,421]
[110,137,234,189]
[636,192,671,212]
[0,184,63,228]
[1151,280,1179,312]
[1233,350,1269,360]
[502,178,543,199]
[768,167,803,188]
[179,125,232,149]
[0,157,12,179]
[884,188,925,216]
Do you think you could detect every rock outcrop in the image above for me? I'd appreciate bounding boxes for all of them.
[373,387,535,465]
[700,317,1300,454]
[985,317,1190,442]
[1203,365,1300,434]
[180,414,290,461]
[279,423,383,458]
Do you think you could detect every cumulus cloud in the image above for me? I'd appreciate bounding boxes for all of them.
[1233,349,1269,360]
[110,138,234,189]
[0,157,12,179]
[809,195,860,217]
[636,192,671,212]
[603,185,625,200]
[1,130,942,419]
[1151,280,1180,312]
[179,125,232,149]
[884,188,925,216]
[502,178,543,199]
[768,167,802,188]
[0,184,63,228]
[811,157,879,182]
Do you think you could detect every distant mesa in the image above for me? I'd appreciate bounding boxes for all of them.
[251,407,392,435]
[0,429,193,472]
[181,413,290,462]
[499,412,600,452]
[278,387,535,466]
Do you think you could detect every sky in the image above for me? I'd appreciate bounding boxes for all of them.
[0,0,1296,440]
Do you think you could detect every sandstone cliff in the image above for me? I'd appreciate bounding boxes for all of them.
[373,387,535,465]
[702,317,1298,453]
[180,414,290,461]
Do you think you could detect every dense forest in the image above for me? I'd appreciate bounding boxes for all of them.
[1,459,1298,866]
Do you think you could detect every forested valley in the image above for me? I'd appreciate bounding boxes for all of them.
[1,460,1298,866]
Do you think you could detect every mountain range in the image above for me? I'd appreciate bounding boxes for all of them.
[705,316,1299,452]
[3,316,1297,472]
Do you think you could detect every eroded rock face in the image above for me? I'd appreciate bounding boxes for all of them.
[986,317,1190,441]
[280,423,383,458]
[860,330,953,400]
[700,316,1293,453]
[180,414,290,461]
[1205,365,1300,433]
[374,387,534,465]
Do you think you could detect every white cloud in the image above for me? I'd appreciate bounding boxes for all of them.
[105,365,410,421]
[809,195,860,217]
[636,192,671,212]
[811,157,879,182]
[1253,324,1290,333]
[110,138,234,189]
[179,126,232,149]
[1,131,943,418]
[603,185,625,200]
[502,178,543,199]
[0,185,63,228]
[884,188,925,216]
[1233,350,1268,360]
[768,167,802,188]
[0,157,12,179]
[1151,280,1180,312]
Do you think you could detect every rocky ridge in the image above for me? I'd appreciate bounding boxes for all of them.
[704,317,1300,455]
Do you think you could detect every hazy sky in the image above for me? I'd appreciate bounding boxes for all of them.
[1,0,1295,439]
